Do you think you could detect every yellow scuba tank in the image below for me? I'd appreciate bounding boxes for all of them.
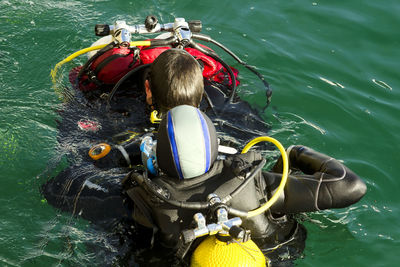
[191,235,266,267]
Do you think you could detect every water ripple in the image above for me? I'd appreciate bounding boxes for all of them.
[372,79,392,91]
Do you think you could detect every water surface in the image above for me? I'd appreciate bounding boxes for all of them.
[1,0,399,266]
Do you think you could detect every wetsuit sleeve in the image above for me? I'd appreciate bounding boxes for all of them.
[266,145,367,214]
[41,163,131,227]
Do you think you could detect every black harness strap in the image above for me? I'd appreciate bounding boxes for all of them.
[93,53,128,76]
[125,188,158,247]
[77,42,116,81]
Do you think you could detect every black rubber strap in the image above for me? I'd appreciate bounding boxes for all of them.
[77,42,115,80]
[93,53,129,76]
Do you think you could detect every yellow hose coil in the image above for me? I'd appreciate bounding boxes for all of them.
[50,41,151,86]
[241,136,289,218]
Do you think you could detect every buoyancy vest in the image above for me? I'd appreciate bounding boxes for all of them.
[124,151,282,248]
[74,43,239,92]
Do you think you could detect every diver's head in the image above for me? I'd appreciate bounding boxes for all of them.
[156,105,218,179]
[145,48,204,114]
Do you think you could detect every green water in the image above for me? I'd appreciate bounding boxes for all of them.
[1,0,399,266]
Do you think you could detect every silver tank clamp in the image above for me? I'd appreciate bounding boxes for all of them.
[180,193,247,244]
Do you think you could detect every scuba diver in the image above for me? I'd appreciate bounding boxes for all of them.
[64,25,268,148]
[44,16,366,265]
[121,105,367,264]
[42,104,366,265]
[53,18,271,191]
[42,48,227,227]
[65,48,265,171]
[42,47,263,226]
[84,48,209,169]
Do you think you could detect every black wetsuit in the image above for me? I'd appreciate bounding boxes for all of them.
[43,83,269,227]
[42,144,366,244]
[121,146,366,249]
[44,72,272,225]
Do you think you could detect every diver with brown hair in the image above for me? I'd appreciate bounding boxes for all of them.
[72,48,208,170]
[144,48,204,114]
[70,48,261,170]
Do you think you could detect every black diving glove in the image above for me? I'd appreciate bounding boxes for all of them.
[271,145,328,174]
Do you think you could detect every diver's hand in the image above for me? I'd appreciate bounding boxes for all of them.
[271,145,298,173]
[271,145,332,174]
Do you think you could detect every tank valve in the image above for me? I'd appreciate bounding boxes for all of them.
[145,15,158,31]
[95,24,111,36]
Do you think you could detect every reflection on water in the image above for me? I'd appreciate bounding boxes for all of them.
[372,79,392,91]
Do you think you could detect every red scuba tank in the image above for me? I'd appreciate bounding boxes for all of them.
[73,44,239,92]
[186,46,240,86]
[76,46,140,91]
[138,45,240,86]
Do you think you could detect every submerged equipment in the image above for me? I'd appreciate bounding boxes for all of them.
[88,139,142,168]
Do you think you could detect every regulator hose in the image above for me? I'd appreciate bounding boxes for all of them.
[148,36,177,47]
[107,63,151,104]
[192,33,272,108]
[220,158,266,204]
[131,172,210,210]
[240,136,289,218]
[189,41,237,102]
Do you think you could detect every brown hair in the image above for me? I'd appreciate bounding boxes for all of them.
[149,49,204,113]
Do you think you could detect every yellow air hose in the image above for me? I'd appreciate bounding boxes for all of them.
[241,136,289,218]
[50,41,151,86]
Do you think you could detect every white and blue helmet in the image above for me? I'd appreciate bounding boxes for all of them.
[157,105,218,179]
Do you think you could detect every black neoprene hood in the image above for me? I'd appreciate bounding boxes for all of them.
[156,105,218,179]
